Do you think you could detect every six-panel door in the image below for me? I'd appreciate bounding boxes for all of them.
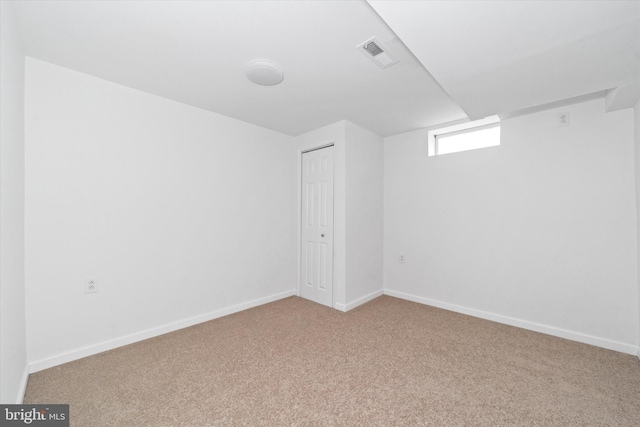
[300,146,334,307]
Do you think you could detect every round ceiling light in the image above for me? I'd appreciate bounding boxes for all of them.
[246,61,284,86]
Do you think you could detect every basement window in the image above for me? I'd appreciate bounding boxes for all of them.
[428,116,500,156]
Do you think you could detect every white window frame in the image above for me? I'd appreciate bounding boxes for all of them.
[427,115,500,157]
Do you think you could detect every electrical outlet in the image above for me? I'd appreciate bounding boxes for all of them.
[557,112,570,127]
[399,254,406,264]
[85,277,98,294]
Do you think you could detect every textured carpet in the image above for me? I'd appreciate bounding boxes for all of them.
[24,295,640,426]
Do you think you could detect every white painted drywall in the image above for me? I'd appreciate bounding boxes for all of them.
[384,98,639,354]
[345,122,383,308]
[635,98,640,358]
[25,58,296,368]
[295,122,347,309]
[0,1,28,403]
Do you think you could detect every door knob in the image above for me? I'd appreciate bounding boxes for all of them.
[321,234,325,238]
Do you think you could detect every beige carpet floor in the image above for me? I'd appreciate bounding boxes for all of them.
[24,295,640,426]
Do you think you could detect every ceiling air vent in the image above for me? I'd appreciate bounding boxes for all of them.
[363,41,384,57]
[357,37,399,69]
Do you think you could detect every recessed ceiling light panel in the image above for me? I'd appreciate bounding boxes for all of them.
[246,61,284,86]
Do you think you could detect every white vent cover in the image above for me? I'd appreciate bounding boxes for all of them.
[356,37,399,69]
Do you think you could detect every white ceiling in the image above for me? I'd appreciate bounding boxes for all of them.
[368,0,640,120]
[12,0,640,137]
[13,0,466,137]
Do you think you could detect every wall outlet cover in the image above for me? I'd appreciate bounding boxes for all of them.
[85,277,98,293]
[557,112,570,126]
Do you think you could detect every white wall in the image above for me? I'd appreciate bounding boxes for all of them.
[25,58,296,370]
[635,98,640,358]
[384,98,639,354]
[0,1,28,403]
[344,122,383,308]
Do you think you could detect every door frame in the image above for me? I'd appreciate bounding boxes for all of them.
[296,141,335,307]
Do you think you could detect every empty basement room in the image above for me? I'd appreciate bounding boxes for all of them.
[1,0,640,425]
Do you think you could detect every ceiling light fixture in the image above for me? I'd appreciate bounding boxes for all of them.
[246,60,284,86]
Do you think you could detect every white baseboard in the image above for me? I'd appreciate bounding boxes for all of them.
[16,363,29,403]
[334,303,346,311]
[384,288,638,356]
[335,289,384,312]
[29,290,295,373]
